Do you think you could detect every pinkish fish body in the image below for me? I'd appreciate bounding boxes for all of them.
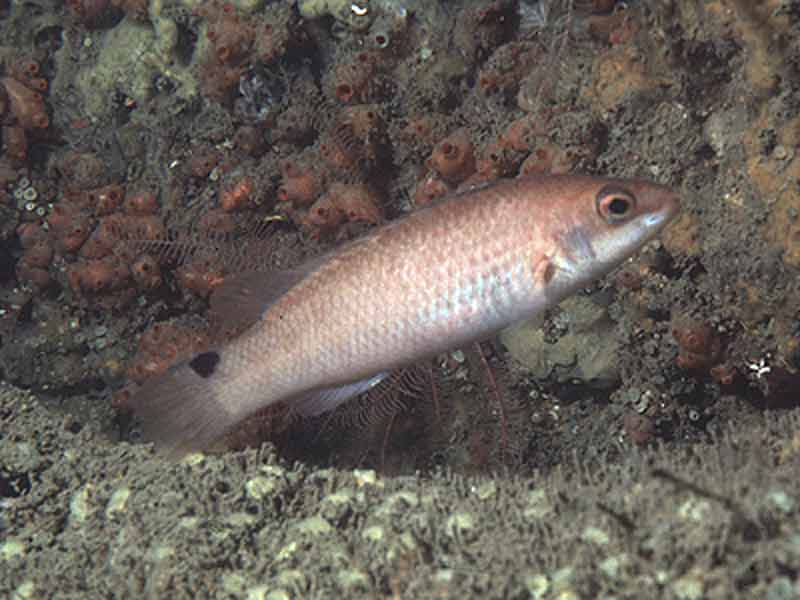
[131,174,680,456]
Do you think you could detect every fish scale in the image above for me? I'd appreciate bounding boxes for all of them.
[130,173,680,457]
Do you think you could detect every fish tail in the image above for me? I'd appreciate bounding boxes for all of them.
[130,350,236,458]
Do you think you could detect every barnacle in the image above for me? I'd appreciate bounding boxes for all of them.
[54,152,106,189]
[709,363,736,386]
[318,105,388,175]
[499,115,546,152]
[320,123,364,173]
[371,30,391,50]
[206,12,254,65]
[69,258,130,295]
[131,254,162,290]
[474,142,520,181]
[175,254,226,298]
[46,203,77,233]
[278,160,321,207]
[80,218,118,260]
[21,239,53,269]
[124,191,159,216]
[16,222,46,248]
[342,105,384,141]
[413,171,451,207]
[254,20,290,64]
[88,184,125,217]
[428,129,476,184]
[332,65,364,103]
[326,182,384,224]
[1,77,49,130]
[122,215,166,243]
[17,232,54,289]
[59,219,93,254]
[672,317,722,371]
[1,125,27,163]
[401,114,446,152]
[302,194,345,238]
[27,78,48,93]
[329,52,383,104]
[67,0,110,22]
[85,211,165,262]
[519,142,573,175]
[200,59,244,105]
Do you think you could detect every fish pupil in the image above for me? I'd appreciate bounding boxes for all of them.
[608,197,630,215]
[189,351,220,378]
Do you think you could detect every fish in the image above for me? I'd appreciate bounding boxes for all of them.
[129,173,680,457]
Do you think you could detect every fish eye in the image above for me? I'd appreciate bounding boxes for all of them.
[596,185,637,224]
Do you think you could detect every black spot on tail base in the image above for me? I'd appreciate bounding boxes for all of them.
[189,351,220,378]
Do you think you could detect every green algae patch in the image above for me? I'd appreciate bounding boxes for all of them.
[105,487,131,518]
[1,539,26,561]
[74,17,198,122]
[292,515,334,537]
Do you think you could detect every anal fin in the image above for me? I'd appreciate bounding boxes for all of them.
[291,372,390,418]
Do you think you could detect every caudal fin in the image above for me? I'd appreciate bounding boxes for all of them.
[130,350,235,458]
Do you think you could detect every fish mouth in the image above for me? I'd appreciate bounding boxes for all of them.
[643,192,681,230]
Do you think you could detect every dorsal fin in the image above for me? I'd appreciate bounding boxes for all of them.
[209,218,393,329]
[210,253,332,326]
[209,269,308,325]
